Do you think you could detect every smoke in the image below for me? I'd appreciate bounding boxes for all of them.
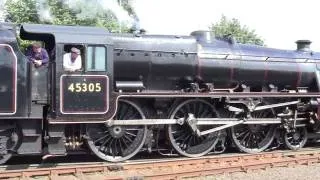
[98,0,134,23]
[0,0,6,8]
[0,0,53,23]
[2,0,139,30]
[64,0,136,30]
[0,0,7,8]
[0,0,7,22]
[36,0,54,22]
[66,0,100,19]
[39,0,134,25]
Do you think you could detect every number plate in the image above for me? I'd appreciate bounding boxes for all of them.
[60,75,109,114]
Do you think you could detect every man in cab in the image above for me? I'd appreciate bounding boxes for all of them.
[63,47,82,72]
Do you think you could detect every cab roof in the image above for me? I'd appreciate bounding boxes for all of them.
[20,23,113,45]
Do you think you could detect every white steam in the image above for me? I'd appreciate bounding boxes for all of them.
[99,0,134,23]
[66,0,100,19]
[36,0,54,22]
[65,0,135,30]
[0,0,7,22]
[1,0,138,31]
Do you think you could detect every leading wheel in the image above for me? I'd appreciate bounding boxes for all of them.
[167,99,220,157]
[86,100,147,162]
[284,126,308,150]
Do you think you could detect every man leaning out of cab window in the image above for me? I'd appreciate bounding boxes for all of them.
[63,47,82,72]
[25,42,49,68]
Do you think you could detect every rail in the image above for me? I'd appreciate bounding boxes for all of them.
[1,148,320,179]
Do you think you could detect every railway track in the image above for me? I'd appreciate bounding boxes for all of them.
[1,148,320,180]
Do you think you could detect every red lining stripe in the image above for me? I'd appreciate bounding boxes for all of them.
[296,62,302,87]
[0,44,17,114]
[60,75,109,114]
[197,57,202,79]
[229,61,234,83]
[264,62,268,82]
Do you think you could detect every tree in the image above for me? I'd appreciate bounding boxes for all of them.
[210,15,265,46]
[4,0,135,50]
[47,0,94,26]
[4,0,135,32]
[5,0,41,23]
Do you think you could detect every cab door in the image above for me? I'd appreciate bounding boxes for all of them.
[54,44,115,121]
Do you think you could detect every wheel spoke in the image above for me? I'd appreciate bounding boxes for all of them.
[93,133,109,144]
[171,129,184,134]
[231,103,276,153]
[180,135,192,148]
[239,132,250,146]
[86,100,147,162]
[196,102,203,117]
[186,104,192,115]
[174,132,188,141]
[284,127,307,150]
[122,106,134,120]
[125,131,137,137]
[168,99,220,157]
[115,140,120,157]
[100,136,112,148]
[236,130,249,138]
[123,134,134,143]
[118,103,128,120]
[0,125,20,164]
[199,108,209,118]
[126,128,140,131]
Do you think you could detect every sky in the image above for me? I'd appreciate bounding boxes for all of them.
[0,0,319,51]
[133,0,320,51]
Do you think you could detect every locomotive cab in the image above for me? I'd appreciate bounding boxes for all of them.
[19,25,54,118]
[19,24,116,122]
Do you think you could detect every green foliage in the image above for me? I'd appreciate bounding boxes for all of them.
[5,0,40,23]
[5,0,37,49]
[210,15,265,46]
[47,0,79,25]
[17,39,36,53]
[47,0,117,28]
[4,0,135,32]
[5,0,137,49]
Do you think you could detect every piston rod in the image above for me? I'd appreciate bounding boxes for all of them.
[106,118,282,126]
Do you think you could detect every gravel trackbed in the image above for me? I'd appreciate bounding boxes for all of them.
[196,163,320,180]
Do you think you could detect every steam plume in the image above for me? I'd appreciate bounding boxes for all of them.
[0,0,7,22]
[64,0,135,30]
[36,0,54,22]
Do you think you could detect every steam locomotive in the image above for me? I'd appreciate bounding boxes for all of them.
[0,22,320,163]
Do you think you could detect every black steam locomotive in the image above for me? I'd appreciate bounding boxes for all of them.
[0,22,320,163]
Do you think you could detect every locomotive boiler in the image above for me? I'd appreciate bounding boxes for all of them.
[0,22,320,164]
[114,31,319,92]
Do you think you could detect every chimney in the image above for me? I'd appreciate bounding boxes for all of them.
[296,40,312,51]
[191,31,214,43]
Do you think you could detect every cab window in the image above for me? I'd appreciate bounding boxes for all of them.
[86,46,106,71]
[63,45,84,72]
